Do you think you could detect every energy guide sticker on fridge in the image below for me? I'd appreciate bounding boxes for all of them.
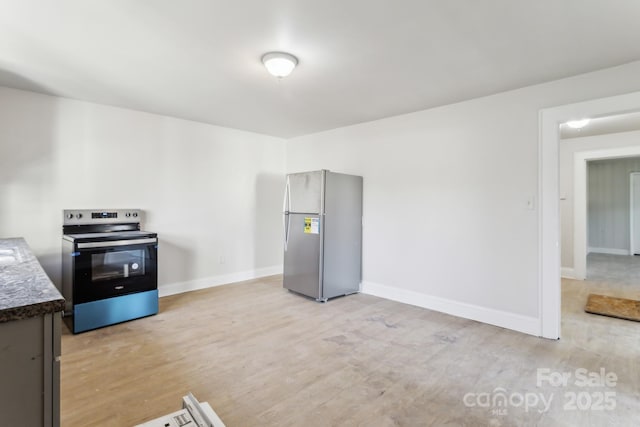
[304,217,319,234]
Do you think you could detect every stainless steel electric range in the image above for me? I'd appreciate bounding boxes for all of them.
[62,209,158,333]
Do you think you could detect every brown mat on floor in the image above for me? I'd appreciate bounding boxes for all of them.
[585,294,640,322]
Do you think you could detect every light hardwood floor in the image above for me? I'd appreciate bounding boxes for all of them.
[61,276,640,426]
[587,252,640,286]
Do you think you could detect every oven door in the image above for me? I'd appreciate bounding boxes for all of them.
[73,238,158,304]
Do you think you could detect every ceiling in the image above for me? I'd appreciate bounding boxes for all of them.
[2,1,640,138]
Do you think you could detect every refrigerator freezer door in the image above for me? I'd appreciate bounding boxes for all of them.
[286,170,324,214]
[283,213,321,299]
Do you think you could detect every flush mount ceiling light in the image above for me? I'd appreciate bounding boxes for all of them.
[565,118,591,129]
[262,52,298,78]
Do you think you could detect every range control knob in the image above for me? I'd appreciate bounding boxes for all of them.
[66,213,74,220]
[132,212,138,218]
[125,212,131,217]
[76,213,83,219]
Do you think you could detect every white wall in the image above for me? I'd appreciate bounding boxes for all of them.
[287,61,640,335]
[0,87,285,294]
[559,130,640,270]
[5,60,640,337]
[588,156,640,253]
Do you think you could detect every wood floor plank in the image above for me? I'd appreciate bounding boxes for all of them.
[60,275,640,426]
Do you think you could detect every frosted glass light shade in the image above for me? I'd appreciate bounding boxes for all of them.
[262,52,298,78]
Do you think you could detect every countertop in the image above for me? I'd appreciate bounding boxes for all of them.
[0,238,65,323]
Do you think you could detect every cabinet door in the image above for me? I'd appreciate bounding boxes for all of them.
[0,316,45,426]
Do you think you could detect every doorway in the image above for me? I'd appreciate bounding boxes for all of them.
[563,147,640,282]
[585,157,640,284]
[540,90,640,339]
[630,172,640,256]
[559,112,640,283]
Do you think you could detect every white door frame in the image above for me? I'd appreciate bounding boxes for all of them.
[539,90,640,339]
[572,148,640,280]
[630,172,640,256]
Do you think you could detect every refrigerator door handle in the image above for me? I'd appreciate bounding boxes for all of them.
[283,176,291,214]
[283,213,290,251]
[283,176,291,250]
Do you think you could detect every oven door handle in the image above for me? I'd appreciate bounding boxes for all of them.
[77,238,157,249]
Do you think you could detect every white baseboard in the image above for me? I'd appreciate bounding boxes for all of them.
[158,265,282,297]
[587,247,630,256]
[361,281,540,337]
[561,267,576,279]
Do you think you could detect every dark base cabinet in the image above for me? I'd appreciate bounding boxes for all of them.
[0,312,61,427]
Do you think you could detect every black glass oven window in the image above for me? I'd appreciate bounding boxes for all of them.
[91,249,146,282]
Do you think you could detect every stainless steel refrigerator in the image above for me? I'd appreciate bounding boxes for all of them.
[283,170,362,301]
